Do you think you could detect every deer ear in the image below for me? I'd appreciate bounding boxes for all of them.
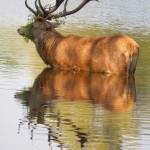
[50,22,61,28]
[45,22,61,30]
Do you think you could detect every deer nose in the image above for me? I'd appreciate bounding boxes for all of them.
[17,28,24,35]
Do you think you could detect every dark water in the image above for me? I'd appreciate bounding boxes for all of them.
[0,0,150,149]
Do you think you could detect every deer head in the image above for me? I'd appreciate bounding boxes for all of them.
[18,17,60,42]
[18,0,98,42]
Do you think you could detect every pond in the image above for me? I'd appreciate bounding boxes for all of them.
[0,0,150,149]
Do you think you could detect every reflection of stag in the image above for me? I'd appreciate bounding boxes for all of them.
[27,68,136,112]
[15,69,136,149]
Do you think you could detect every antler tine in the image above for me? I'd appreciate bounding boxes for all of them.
[63,0,69,13]
[38,0,65,19]
[35,0,42,15]
[38,0,47,15]
[25,0,37,16]
[58,0,98,18]
[48,0,66,14]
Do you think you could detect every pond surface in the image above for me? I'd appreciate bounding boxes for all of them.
[0,0,150,149]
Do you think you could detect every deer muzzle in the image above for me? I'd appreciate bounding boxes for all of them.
[17,27,25,36]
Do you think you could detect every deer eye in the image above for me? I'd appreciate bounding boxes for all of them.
[31,24,35,28]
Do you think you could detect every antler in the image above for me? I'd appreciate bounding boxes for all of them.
[25,0,66,17]
[25,0,37,16]
[25,0,98,20]
[48,0,98,19]
[38,0,66,18]
[56,0,98,18]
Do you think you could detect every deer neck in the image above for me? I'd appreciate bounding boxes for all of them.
[34,30,63,65]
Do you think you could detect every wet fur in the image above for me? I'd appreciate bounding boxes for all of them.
[35,32,139,75]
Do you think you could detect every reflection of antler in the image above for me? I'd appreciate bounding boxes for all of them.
[25,0,98,19]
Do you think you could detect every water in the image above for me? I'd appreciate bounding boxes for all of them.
[0,0,150,149]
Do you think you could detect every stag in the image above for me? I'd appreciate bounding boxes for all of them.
[18,0,139,75]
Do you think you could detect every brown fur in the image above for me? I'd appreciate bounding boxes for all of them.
[26,69,136,112]
[42,34,139,75]
[18,19,139,75]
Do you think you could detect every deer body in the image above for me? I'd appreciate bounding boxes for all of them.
[18,0,139,75]
[33,28,139,75]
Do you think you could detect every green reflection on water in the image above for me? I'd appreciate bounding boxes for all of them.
[0,26,45,78]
